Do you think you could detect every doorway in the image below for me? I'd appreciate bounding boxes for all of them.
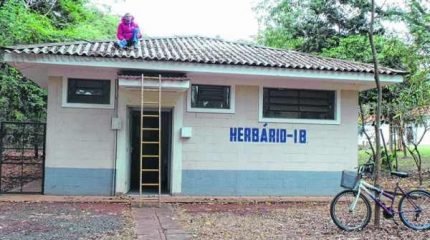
[129,109,172,193]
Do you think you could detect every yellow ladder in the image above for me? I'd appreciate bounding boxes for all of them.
[140,74,162,206]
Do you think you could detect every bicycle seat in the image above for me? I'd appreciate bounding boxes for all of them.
[391,171,409,178]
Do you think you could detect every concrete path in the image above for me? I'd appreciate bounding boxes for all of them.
[132,204,192,240]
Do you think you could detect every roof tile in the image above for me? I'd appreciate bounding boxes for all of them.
[3,36,406,75]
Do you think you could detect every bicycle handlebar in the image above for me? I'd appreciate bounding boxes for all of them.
[358,162,375,176]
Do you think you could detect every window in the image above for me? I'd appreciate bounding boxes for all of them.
[263,88,336,120]
[67,79,111,105]
[190,84,231,109]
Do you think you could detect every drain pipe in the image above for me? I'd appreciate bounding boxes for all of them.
[111,78,119,196]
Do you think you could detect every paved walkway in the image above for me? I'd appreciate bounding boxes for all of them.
[132,204,191,240]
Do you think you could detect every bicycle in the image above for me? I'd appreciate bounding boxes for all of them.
[330,163,430,231]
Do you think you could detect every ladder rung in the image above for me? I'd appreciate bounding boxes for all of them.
[143,101,159,104]
[142,155,159,158]
[142,114,159,118]
[142,169,159,172]
[142,128,159,131]
[142,141,159,144]
[142,183,159,186]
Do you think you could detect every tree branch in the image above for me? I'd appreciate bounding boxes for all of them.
[43,0,56,16]
[402,136,419,166]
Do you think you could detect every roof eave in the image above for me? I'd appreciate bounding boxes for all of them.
[3,52,404,86]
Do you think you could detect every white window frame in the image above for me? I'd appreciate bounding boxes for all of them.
[258,86,341,125]
[62,77,115,109]
[187,83,235,114]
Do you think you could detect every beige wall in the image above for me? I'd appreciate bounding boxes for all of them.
[182,77,358,172]
[44,68,360,194]
[45,76,116,169]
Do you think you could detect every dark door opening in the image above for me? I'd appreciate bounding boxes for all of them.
[130,110,172,193]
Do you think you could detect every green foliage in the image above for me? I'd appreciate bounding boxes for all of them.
[0,0,118,46]
[0,64,47,122]
[320,35,409,69]
[0,0,119,122]
[256,0,387,53]
[402,0,430,56]
[0,1,55,45]
[359,147,430,172]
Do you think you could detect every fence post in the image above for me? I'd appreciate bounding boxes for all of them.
[34,123,39,159]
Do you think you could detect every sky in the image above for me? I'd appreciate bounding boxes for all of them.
[93,0,260,41]
[92,0,415,42]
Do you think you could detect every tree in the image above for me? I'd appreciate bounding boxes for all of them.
[0,0,119,122]
[369,0,382,227]
[0,63,46,122]
[391,0,430,172]
[256,0,430,164]
[396,67,430,185]
[255,0,430,225]
[255,0,387,53]
[0,0,118,46]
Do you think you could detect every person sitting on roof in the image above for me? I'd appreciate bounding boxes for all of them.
[116,13,142,49]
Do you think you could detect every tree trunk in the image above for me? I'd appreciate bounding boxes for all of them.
[359,102,376,157]
[400,123,407,157]
[416,145,423,186]
[393,126,399,171]
[418,164,422,186]
[389,121,394,152]
[369,0,382,227]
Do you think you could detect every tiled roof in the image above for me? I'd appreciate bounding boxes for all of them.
[2,36,405,75]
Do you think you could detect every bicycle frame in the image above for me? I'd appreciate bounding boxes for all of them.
[350,178,409,215]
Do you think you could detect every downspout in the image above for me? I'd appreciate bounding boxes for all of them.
[111,78,119,196]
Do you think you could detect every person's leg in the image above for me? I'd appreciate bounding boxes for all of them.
[116,39,127,49]
[132,28,141,47]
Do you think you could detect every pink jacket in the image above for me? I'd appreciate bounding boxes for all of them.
[117,16,142,40]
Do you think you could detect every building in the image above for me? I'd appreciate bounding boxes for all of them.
[1,36,405,196]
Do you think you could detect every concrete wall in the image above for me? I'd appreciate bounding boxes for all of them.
[43,67,360,196]
[45,73,116,195]
[181,74,359,196]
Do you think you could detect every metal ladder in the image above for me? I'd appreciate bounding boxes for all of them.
[139,74,162,206]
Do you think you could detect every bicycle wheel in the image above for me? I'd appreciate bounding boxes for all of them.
[330,190,372,231]
[399,189,430,230]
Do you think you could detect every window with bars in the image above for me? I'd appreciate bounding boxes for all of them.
[263,88,336,120]
[67,79,111,104]
[190,84,231,109]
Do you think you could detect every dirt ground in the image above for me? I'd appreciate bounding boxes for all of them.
[1,150,44,192]
[175,201,430,240]
[175,174,430,240]
[0,202,134,240]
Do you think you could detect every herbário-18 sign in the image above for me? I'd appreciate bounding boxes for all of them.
[229,127,307,144]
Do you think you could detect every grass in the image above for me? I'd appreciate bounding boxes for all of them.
[358,145,430,172]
